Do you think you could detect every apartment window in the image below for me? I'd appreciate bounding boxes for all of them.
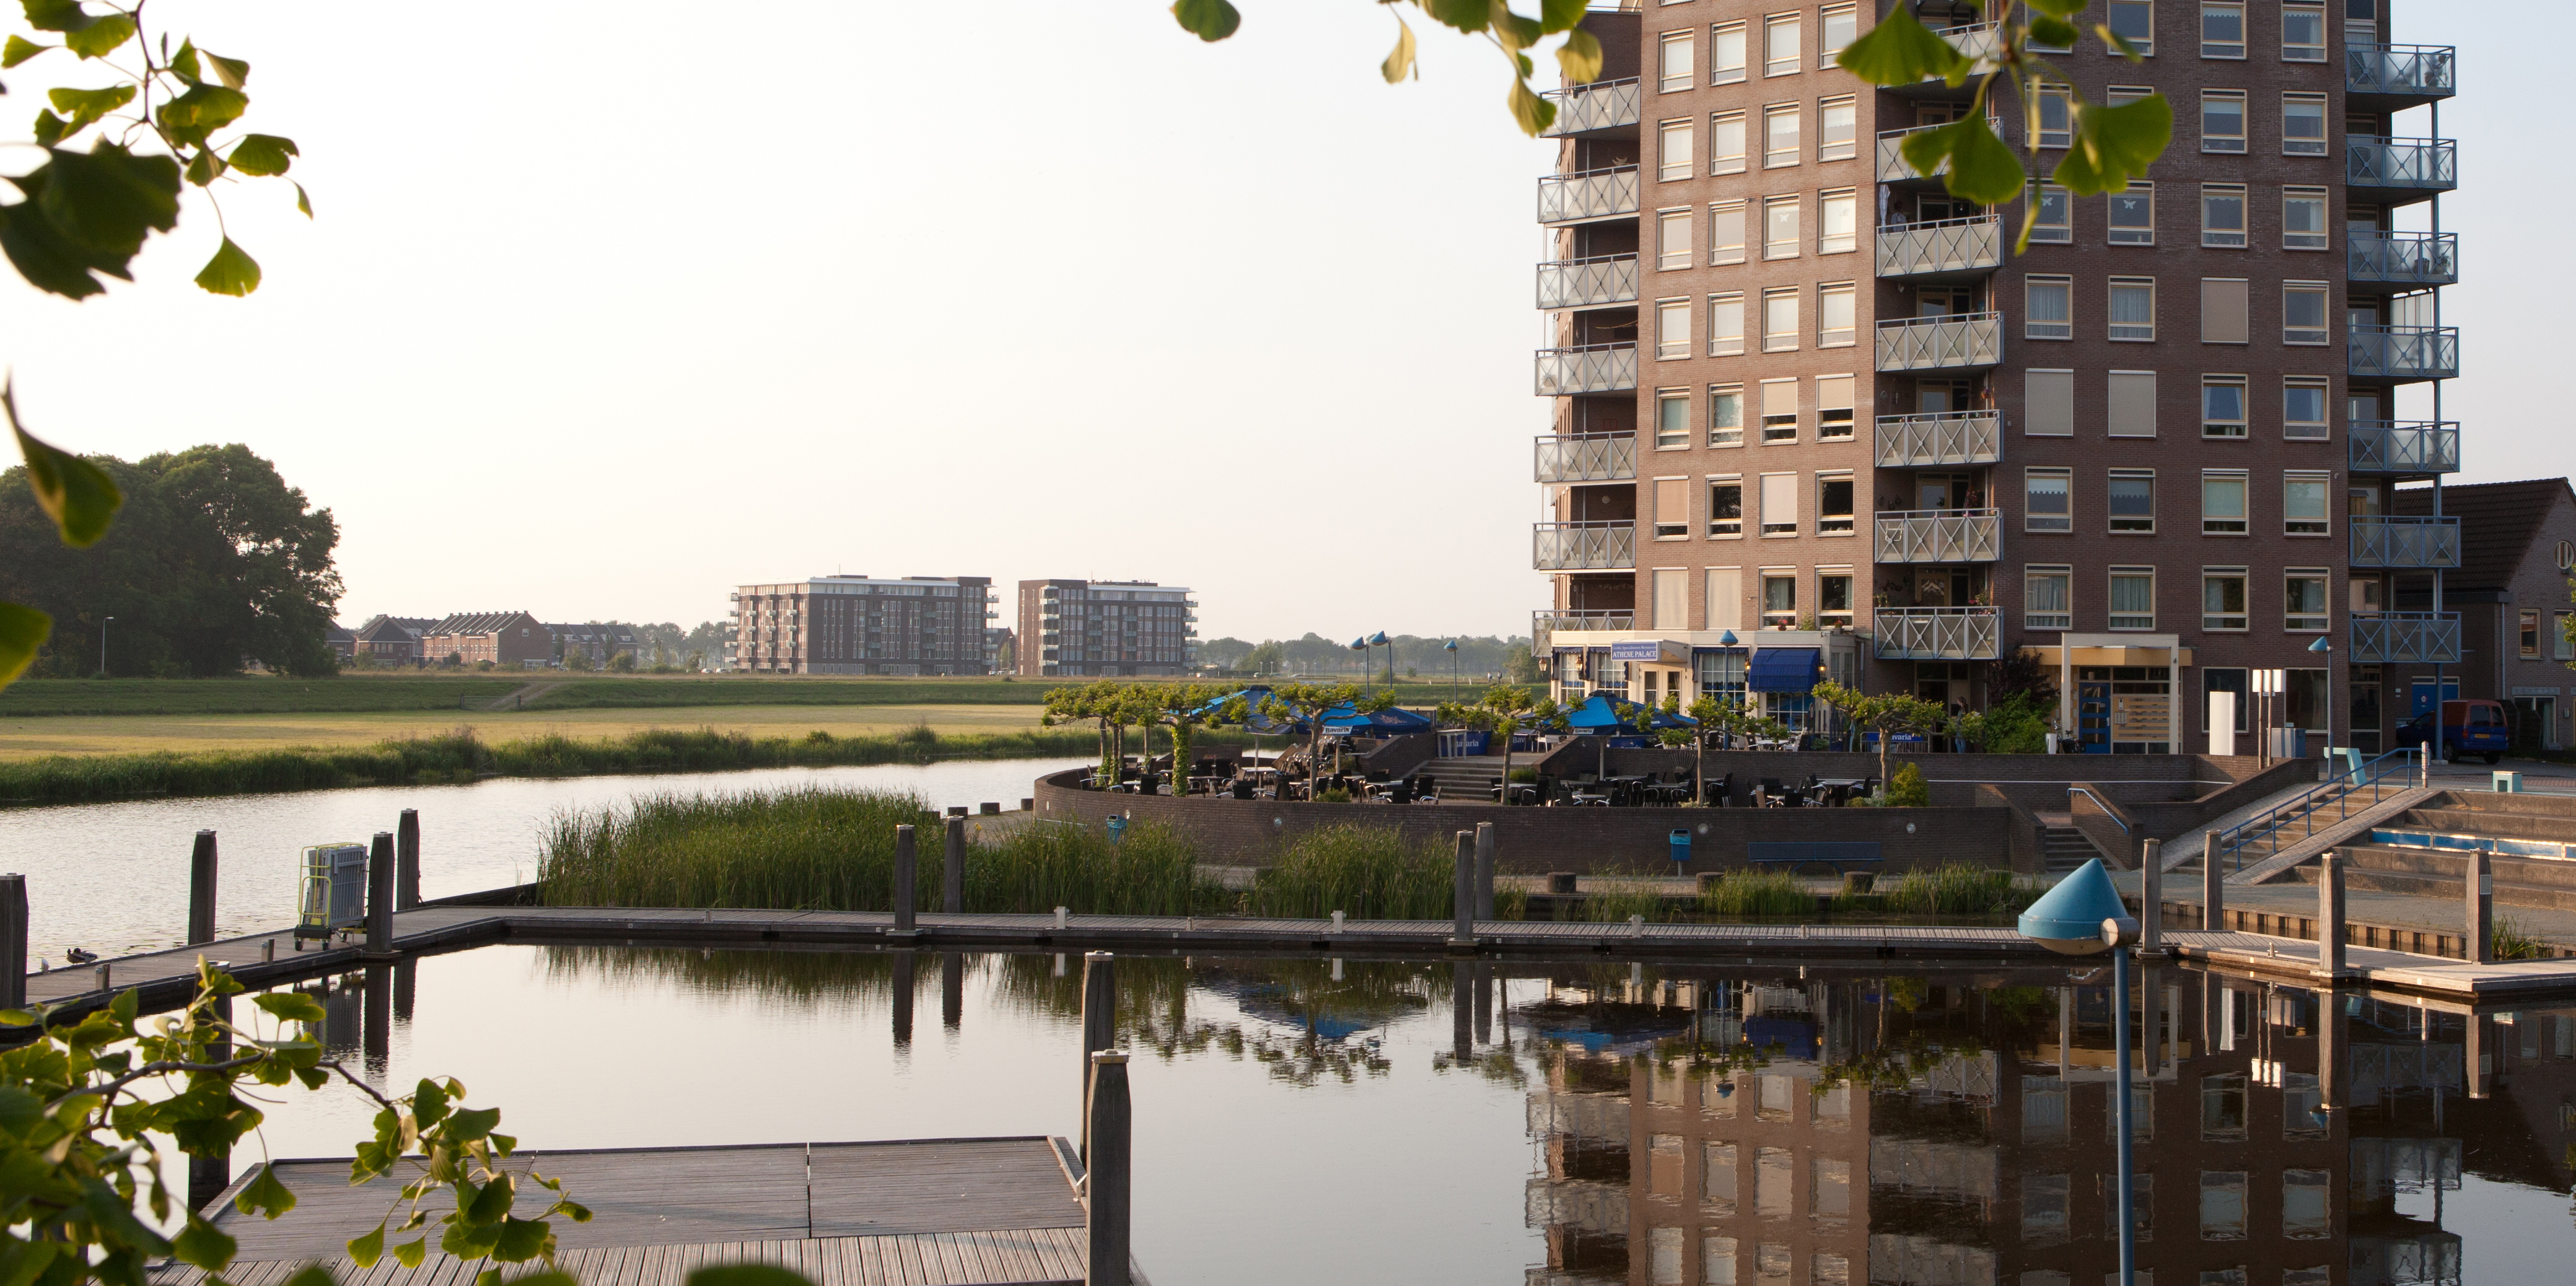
[1817,283,1855,347]
[1760,571,1797,628]
[1658,298,1693,359]
[1660,30,1695,93]
[2202,470,2250,535]
[1818,571,1854,624]
[1818,474,1855,535]
[2287,570,2331,632]
[1712,20,1748,84]
[1816,375,1855,439]
[2560,612,2575,662]
[1658,208,1694,270]
[2109,1,2155,56]
[2350,575,2382,616]
[1659,118,1695,181]
[1819,4,1856,57]
[2202,377,2248,438]
[1759,472,1798,536]
[1656,389,1691,449]
[1709,476,1744,535]
[1764,12,1800,76]
[2203,567,2250,629]
[2284,471,2331,535]
[1763,105,1800,167]
[1759,378,1799,443]
[2517,609,2544,657]
[1709,292,1746,356]
[2027,566,2074,629]
[2109,278,2156,341]
[2202,277,2249,344]
[2109,370,2158,437]
[2282,186,2328,250]
[2026,469,2073,532]
[2026,369,2074,435]
[2110,567,2157,629]
[2201,184,2246,247]
[2284,378,2329,439]
[2038,86,2072,148]
[1818,189,1856,253]
[2282,94,2327,154]
[1762,287,1800,351]
[2110,470,2157,533]
[2031,183,2072,243]
[1818,95,1856,161]
[1702,204,1746,269]
[2202,1,2245,58]
[2201,91,2245,152]
[2026,276,2072,339]
[2283,282,2329,344]
[2283,1171,2331,1241]
[1710,111,1748,174]
[2109,84,2155,107]
[1654,477,1691,538]
[2283,0,2326,59]
[2109,183,2155,245]
[1709,384,1744,447]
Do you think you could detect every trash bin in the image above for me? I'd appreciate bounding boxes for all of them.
[1668,828,1691,873]
[1106,814,1128,845]
[296,842,369,945]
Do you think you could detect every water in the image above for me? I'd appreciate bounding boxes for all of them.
[0,757,1085,960]
[203,947,2576,1285]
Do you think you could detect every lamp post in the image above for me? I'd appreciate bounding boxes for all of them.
[1349,637,1369,698]
[1444,638,1460,701]
[2018,859,2142,1286]
[1715,629,1740,748]
[1369,631,1390,691]
[99,615,113,678]
[2307,636,2334,766]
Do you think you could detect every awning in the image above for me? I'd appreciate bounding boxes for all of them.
[1747,647,1822,694]
[1564,694,1631,730]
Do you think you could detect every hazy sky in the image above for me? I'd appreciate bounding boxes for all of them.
[0,2,2552,643]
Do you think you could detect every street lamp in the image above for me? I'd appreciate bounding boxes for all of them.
[1368,631,1390,691]
[99,616,113,678]
[2307,636,2335,769]
[1715,630,1740,748]
[2018,860,2143,1286]
[1349,637,1369,698]
[1444,638,1460,700]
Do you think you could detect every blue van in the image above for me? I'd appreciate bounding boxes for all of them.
[2395,699,2511,765]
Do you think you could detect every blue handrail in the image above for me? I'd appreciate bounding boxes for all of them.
[2066,787,2131,832]
[2215,748,2420,873]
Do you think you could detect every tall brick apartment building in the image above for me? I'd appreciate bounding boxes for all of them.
[1015,580,1198,678]
[727,575,996,675]
[1531,1,2458,754]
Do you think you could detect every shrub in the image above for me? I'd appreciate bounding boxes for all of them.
[1696,869,1813,916]
[1885,762,1930,807]
[1981,693,2051,755]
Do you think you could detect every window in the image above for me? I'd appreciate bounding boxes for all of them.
[1709,385,1744,448]
[2110,470,2157,532]
[2038,86,2072,148]
[2283,283,2329,344]
[1658,298,1692,359]
[2026,276,2072,339]
[1762,287,1800,351]
[2111,566,2157,629]
[2201,183,2247,247]
[2201,91,2245,152]
[2518,608,2543,657]
[2282,186,2328,249]
[2282,93,2326,154]
[1654,209,1694,271]
[2031,183,2072,243]
[2026,469,2073,532]
[1709,477,1744,535]
[1818,95,1856,161]
[2284,472,2330,534]
[1711,21,1748,84]
[1704,571,1744,633]
[2284,378,2329,439]
[2349,575,2381,616]
[1655,477,1691,538]
[2283,1171,2331,1240]
[1709,292,1747,356]
[2202,1,2245,58]
[2109,278,2156,340]
[1659,30,1694,92]
[1760,572,1797,628]
[1710,111,1748,173]
[1659,118,1695,181]
[1759,473,1798,536]
[1763,105,1800,167]
[1656,389,1691,449]
[1818,189,1856,253]
[2201,277,2249,343]
[1819,4,1856,57]
[2202,376,2248,437]
[2287,570,2331,632]
[2202,470,2249,534]
[2283,1,2326,59]
[1703,1237,1739,1286]
[2027,566,2074,629]
[1816,375,1854,438]
[1763,196,1801,259]
[2559,612,2575,662]
[1818,475,1854,535]
[2108,84,2156,107]
[2109,370,2158,436]
[1818,284,1855,346]
[2282,1072,2326,1141]
[2026,369,2074,435]
[2109,1,2155,56]
[1760,378,1799,443]
[2201,1172,2249,1241]
[2203,567,2249,629]
[1764,12,1800,76]
[2101,1173,2157,1242]
[2110,183,2155,245]
[1709,199,1746,265]
[2023,1174,2070,1244]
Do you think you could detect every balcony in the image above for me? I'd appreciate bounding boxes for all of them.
[1875,122,1956,186]
[1536,255,1639,311]
[2349,325,2458,382]
[2347,421,2460,475]
[1531,610,1636,654]
[1538,165,1639,225]
[1872,608,2000,661]
[1535,432,1637,484]
[2349,232,2457,289]
[1875,509,2001,564]
[1536,343,1638,395]
[1540,77,1639,138]
[1876,313,2002,373]
[2347,136,2456,198]
[1875,410,2000,468]
[1875,216,2001,281]
[2351,516,2461,569]
[1534,522,1636,571]
[2346,44,2456,107]
[2352,612,2462,665]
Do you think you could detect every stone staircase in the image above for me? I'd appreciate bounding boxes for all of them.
[2040,825,2106,874]
[1413,757,1506,802]
[2287,792,2576,914]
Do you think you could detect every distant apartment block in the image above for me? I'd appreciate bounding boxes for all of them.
[1016,580,1198,678]
[727,575,997,675]
[419,611,551,668]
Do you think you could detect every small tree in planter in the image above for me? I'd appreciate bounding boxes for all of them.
[1813,680,1947,796]
[1256,681,1387,794]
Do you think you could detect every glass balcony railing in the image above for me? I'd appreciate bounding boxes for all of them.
[2347,136,2456,193]
[1875,216,2001,280]
[1534,433,1637,484]
[2347,422,2460,475]
[2349,232,2457,287]
[1537,165,1639,225]
[1875,411,2001,468]
[1536,255,1640,310]
[1872,608,1999,661]
[1531,610,1635,655]
[2346,43,2456,103]
[1876,313,2003,372]
[1533,522,1636,572]
[2349,325,2458,382]
[1540,77,1640,138]
[1536,343,1638,395]
[1875,509,2001,564]
[2352,612,2461,664]
[2350,516,2461,569]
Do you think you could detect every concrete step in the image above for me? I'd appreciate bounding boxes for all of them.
[2323,843,2576,891]
[2287,846,2576,914]
[2041,827,2103,873]
[2395,808,2576,844]
[2414,791,2576,820]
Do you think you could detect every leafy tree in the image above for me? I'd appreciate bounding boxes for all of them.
[1242,640,1284,676]
[1984,648,2059,712]
[1040,680,1132,784]
[1251,681,1387,789]
[1813,681,1947,792]
[1503,648,1543,685]
[606,652,637,673]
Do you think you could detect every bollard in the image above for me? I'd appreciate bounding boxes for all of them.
[891,952,915,1047]
[1473,823,1496,921]
[943,816,966,915]
[2202,832,2225,931]
[365,832,395,957]
[941,952,964,1031]
[892,826,918,933]
[96,962,111,992]
[1,873,28,1012]
[2138,838,2163,955]
[188,831,218,945]
[1451,832,1475,944]
[395,958,417,1023]
[2139,965,2163,1077]
[2466,849,2493,964]
[1079,952,1117,1160]
[1084,1052,1133,1286]
[396,810,422,909]
[2316,852,2348,979]
[1330,910,1344,934]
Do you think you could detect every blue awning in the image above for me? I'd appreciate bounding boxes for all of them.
[1564,694,1629,730]
[1747,647,1822,694]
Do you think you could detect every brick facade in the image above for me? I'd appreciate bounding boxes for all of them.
[728,575,995,675]
[1017,580,1198,678]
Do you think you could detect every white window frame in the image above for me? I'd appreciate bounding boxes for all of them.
[2202,469,2251,536]
[2202,1,2246,59]
[2285,568,2331,633]
[2282,186,2329,250]
[1654,388,1692,450]
[1711,20,1748,85]
[1817,282,1856,348]
[1763,103,1801,168]
[1709,198,1748,266]
[2109,182,2155,245]
[1763,12,1801,77]
[1759,377,1800,444]
[2282,93,2328,155]
[1763,195,1801,259]
[2201,90,2247,153]
[1652,476,1693,539]
[1709,110,1748,175]
[1818,188,1857,253]
[2109,276,2157,342]
[2026,468,2074,533]
[2109,470,2157,534]
[1761,287,1800,352]
[1758,471,1800,536]
[2282,377,2329,440]
[2282,281,2331,346]
[2109,566,2157,631]
[1709,291,1747,357]
[1709,384,1745,449]
[1657,297,1693,360]
[1816,471,1857,536]
[2282,1,2327,61]
[1818,95,1857,162]
[2202,566,2251,631]
[2201,375,2249,439]
[2026,565,2075,630]
[2026,275,2073,340]
[1657,208,1694,271]
[2284,471,2333,536]
[2108,1,2156,58]
[1818,4,1857,58]
[1659,30,1696,94]
[2201,183,2248,248]
[1815,374,1855,439]
[1658,118,1695,182]
[2038,85,2073,149]
[2031,182,2072,244]
[1707,474,1745,536]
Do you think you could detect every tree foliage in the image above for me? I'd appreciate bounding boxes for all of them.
[1813,681,1947,793]
[1170,0,1605,136]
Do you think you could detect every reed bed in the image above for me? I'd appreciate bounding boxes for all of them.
[968,819,1222,916]
[1862,865,2051,917]
[1244,825,1461,921]
[1695,869,1816,917]
[538,786,936,910]
[1577,874,1671,924]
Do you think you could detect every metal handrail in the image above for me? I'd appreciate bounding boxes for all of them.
[1875,505,2002,520]
[2067,787,2130,833]
[2347,421,2460,475]
[2214,748,2421,875]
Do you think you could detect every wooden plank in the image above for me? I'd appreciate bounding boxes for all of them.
[807,1140,1083,1237]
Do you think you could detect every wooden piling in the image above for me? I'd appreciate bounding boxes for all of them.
[943,816,966,915]
[187,993,232,1212]
[1079,951,1116,1157]
[891,951,915,1047]
[1473,823,1496,921]
[893,825,918,933]
[2466,849,2492,964]
[365,832,395,957]
[2316,852,2347,979]
[1084,1052,1132,1286]
[2202,832,2224,930]
[0,874,24,1011]
[396,810,422,910]
[2137,838,2162,954]
[187,831,218,946]
[940,952,964,1031]
[1452,831,1474,944]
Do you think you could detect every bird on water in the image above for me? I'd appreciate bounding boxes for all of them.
[65,947,97,964]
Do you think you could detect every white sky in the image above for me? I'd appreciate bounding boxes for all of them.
[0,2,2557,642]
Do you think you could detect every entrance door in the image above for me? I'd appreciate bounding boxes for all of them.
[2079,678,2113,753]
[2512,698,2556,751]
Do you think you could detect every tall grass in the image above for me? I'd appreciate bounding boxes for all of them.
[968,819,1220,916]
[1696,869,1815,917]
[2491,916,2544,962]
[1245,826,1459,921]
[1867,865,2049,917]
[1576,874,1670,923]
[538,786,935,910]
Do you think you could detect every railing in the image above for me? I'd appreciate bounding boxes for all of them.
[2346,43,2456,100]
[2349,325,2458,381]
[1531,610,1635,655]
[1876,313,2002,372]
[2066,788,2130,831]
[1534,432,1637,483]
[2351,516,2461,569]
[1535,343,1638,395]
[2348,421,2460,475]
[2214,749,2422,876]
[1875,509,2001,564]
[1875,410,2000,467]
[1875,122,1956,183]
[1533,522,1637,571]
[1875,216,2002,279]
[1872,608,1999,660]
[1537,165,1640,224]
[2349,232,2458,287]
[1536,255,1640,310]
[1930,20,2002,63]
[2351,612,2461,665]
[1541,77,1641,137]
[2347,136,2456,191]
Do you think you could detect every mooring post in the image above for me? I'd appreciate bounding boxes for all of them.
[1473,823,1496,921]
[1451,831,1475,945]
[187,993,232,1212]
[891,951,915,1047]
[1084,1051,1133,1286]
[1451,962,1471,1062]
[365,832,395,957]
[396,810,421,909]
[0,874,24,1012]
[943,816,966,915]
[2316,852,2348,980]
[892,825,918,934]
[2202,831,2225,930]
[2137,838,2163,955]
[187,831,218,946]
[363,963,392,1068]
[940,952,963,1031]
[2465,848,2492,964]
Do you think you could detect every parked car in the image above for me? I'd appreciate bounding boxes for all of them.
[2394,699,2511,765]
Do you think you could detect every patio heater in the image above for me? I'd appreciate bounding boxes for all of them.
[2019,860,2142,1286]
